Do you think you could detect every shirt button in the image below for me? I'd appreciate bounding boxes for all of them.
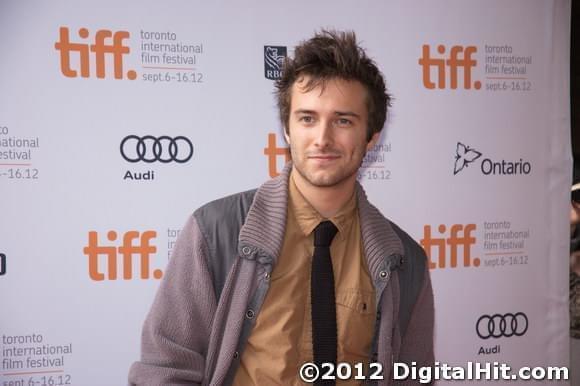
[379,270,388,279]
[233,351,239,359]
[242,246,252,256]
[264,272,270,280]
[246,309,255,319]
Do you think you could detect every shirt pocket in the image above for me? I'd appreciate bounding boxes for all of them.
[336,288,375,314]
[335,288,376,361]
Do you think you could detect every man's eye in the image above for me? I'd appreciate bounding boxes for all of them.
[337,118,352,126]
[300,116,314,123]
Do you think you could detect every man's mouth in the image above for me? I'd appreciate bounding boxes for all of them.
[307,153,341,160]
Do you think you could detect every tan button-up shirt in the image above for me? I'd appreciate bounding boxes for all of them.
[233,171,376,385]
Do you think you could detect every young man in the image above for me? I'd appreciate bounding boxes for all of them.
[129,30,434,386]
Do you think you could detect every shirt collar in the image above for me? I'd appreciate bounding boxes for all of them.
[288,169,357,241]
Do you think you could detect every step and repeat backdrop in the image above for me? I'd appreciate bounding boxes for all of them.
[0,0,572,384]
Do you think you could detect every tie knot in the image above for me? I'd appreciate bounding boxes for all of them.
[314,221,338,247]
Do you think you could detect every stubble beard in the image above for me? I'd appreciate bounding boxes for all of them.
[291,145,365,189]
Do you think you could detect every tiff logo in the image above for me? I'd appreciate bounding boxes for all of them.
[0,253,5,276]
[420,224,480,269]
[418,45,481,90]
[263,132,290,177]
[54,27,136,80]
[83,230,161,281]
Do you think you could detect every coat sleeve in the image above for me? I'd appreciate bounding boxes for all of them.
[395,264,435,385]
[128,215,217,385]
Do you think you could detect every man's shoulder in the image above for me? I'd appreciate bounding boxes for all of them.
[193,188,257,225]
[191,189,259,299]
[386,219,427,261]
[357,191,426,261]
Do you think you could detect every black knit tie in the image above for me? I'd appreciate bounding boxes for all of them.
[311,220,338,386]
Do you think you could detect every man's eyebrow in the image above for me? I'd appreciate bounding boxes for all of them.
[335,111,361,119]
[293,109,361,118]
[293,109,317,115]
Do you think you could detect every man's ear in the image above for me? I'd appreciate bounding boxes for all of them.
[284,127,291,144]
[366,131,380,151]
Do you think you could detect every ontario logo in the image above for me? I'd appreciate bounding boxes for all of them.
[454,142,482,175]
[419,44,481,90]
[54,26,136,80]
[453,142,531,176]
[264,46,286,80]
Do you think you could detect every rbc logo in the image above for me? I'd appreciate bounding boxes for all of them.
[54,27,136,80]
[420,224,480,269]
[0,253,5,276]
[83,230,161,281]
[264,46,286,80]
[418,45,481,90]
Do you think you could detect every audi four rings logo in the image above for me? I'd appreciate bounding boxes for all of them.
[476,312,528,339]
[120,135,194,163]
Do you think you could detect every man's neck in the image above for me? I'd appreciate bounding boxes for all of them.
[291,166,356,218]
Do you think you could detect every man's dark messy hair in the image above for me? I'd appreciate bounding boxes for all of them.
[275,29,391,141]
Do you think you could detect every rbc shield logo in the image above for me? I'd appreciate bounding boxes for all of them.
[264,46,286,80]
[0,253,6,276]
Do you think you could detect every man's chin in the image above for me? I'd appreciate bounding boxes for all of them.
[300,171,351,188]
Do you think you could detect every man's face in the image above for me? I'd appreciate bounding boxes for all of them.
[285,76,379,188]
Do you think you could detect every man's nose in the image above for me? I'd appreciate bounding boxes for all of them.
[314,119,333,148]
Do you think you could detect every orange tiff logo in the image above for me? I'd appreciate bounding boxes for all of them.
[418,45,481,90]
[420,224,480,269]
[264,132,290,177]
[54,27,136,80]
[83,230,161,281]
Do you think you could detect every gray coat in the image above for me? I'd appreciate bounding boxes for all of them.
[129,164,434,385]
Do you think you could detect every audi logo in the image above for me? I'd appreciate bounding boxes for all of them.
[476,312,528,339]
[120,135,193,163]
